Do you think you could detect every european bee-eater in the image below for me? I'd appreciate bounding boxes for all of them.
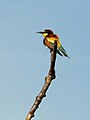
[36,29,69,58]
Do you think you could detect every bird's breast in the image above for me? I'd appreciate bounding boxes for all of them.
[43,38,53,50]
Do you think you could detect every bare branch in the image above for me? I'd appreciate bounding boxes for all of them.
[25,41,57,120]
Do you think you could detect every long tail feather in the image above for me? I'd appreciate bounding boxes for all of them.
[57,50,63,56]
[59,46,70,58]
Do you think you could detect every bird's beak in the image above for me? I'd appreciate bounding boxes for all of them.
[36,31,44,34]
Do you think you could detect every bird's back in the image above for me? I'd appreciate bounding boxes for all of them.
[45,34,61,47]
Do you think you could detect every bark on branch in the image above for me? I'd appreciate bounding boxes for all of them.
[25,41,57,120]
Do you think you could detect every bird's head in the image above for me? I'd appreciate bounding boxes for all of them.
[36,29,54,37]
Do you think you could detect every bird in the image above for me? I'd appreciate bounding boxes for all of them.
[36,29,69,58]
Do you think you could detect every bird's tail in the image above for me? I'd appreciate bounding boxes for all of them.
[58,46,70,58]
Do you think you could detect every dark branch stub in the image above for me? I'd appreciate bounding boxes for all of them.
[25,41,57,120]
[49,40,57,78]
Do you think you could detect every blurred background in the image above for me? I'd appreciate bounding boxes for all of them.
[0,0,90,120]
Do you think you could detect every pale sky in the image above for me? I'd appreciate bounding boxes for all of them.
[0,0,90,120]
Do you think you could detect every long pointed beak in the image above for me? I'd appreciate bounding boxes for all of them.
[36,31,44,34]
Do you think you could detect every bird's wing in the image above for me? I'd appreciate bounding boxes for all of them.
[46,36,62,47]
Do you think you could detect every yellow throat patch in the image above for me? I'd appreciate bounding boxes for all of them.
[42,33,48,37]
